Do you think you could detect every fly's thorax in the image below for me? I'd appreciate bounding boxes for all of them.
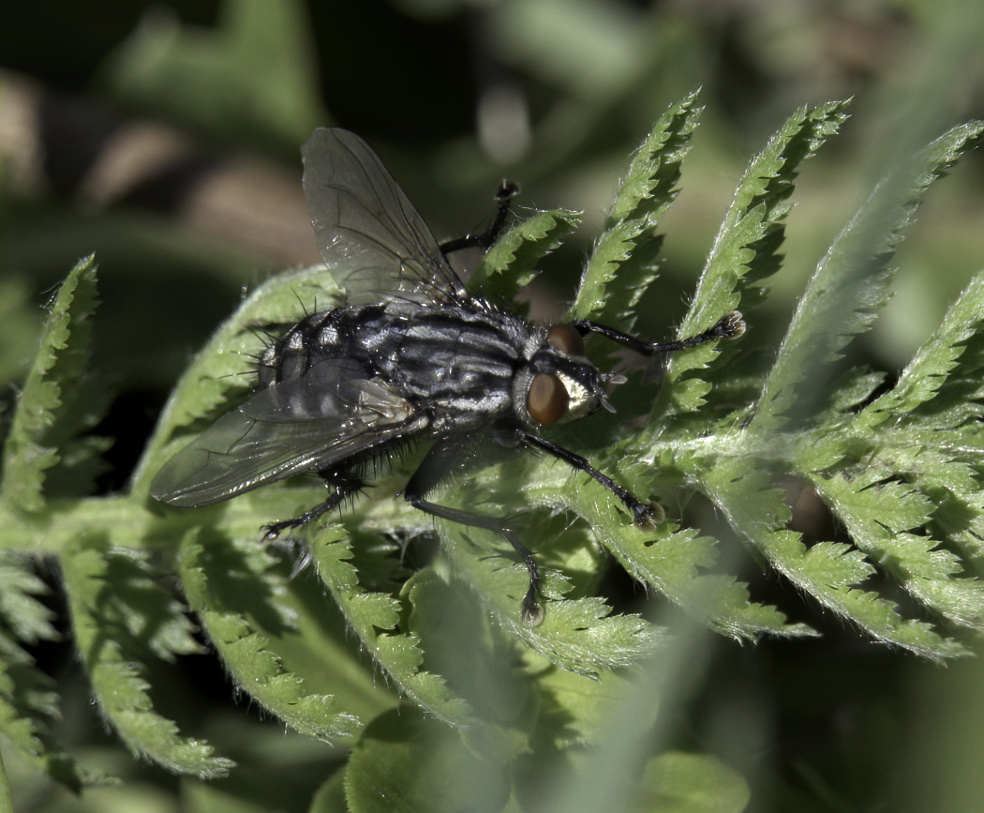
[513,323,610,428]
[377,305,529,427]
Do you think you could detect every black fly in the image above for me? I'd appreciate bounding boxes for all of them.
[151,128,744,624]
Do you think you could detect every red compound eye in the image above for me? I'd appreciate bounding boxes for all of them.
[527,372,569,425]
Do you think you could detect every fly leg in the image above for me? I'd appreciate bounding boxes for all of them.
[570,310,745,356]
[262,469,365,540]
[402,436,544,625]
[439,180,520,256]
[516,428,664,529]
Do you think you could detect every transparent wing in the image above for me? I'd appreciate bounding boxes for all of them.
[151,359,421,507]
[302,127,468,307]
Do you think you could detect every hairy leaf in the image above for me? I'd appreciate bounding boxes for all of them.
[3,95,984,798]
[0,554,94,790]
[569,89,702,327]
[662,100,850,413]
[752,121,984,433]
[177,527,374,740]
[60,541,234,777]
[470,207,582,303]
[308,524,473,725]
[0,256,107,512]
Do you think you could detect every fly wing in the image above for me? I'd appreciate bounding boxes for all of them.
[302,127,468,307]
[151,359,423,507]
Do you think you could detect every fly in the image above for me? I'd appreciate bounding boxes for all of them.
[151,127,744,624]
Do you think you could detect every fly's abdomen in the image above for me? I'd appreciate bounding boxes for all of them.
[258,306,384,388]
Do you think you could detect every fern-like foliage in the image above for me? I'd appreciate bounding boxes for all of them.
[0,98,982,810]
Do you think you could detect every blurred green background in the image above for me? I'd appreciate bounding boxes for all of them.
[2,1,984,811]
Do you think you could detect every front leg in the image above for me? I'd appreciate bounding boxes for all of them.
[516,427,664,529]
[438,180,520,256]
[570,310,745,356]
[402,435,544,625]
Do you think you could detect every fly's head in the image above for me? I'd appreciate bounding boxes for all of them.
[513,323,619,429]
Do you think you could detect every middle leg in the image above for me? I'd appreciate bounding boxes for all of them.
[402,435,544,625]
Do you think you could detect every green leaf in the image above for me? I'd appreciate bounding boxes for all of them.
[307,524,473,725]
[469,207,582,303]
[867,270,984,423]
[751,120,984,434]
[60,540,234,777]
[522,449,814,642]
[634,751,750,813]
[0,553,95,790]
[807,470,984,629]
[429,455,660,676]
[0,554,57,647]
[701,459,965,658]
[9,95,980,800]
[0,256,106,512]
[177,526,382,741]
[1,94,983,813]
[407,569,529,728]
[344,710,511,813]
[569,89,702,327]
[443,530,657,676]
[662,100,850,413]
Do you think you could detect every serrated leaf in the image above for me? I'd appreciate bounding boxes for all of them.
[689,100,850,328]
[407,569,529,727]
[2,90,984,809]
[0,555,57,645]
[868,270,984,422]
[751,120,984,434]
[176,527,375,740]
[60,541,234,777]
[701,460,965,658]
[0,554,94,791]
[662,100,850,413]
[430,463,659,676]
[810,469,984,630]
[307,524,473,725]
[570,89,702,327]
[469,208,581,303]
[1,256,105,512]
[120,100,984,772]
[520,450,814,642]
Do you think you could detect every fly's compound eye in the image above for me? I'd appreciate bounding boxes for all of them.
[546,324,584,356]
[527,372,569,425]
